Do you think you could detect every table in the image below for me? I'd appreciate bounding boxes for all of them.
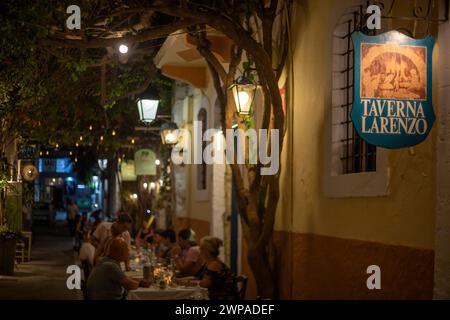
[125,270,208,300]
[127,286,208,300]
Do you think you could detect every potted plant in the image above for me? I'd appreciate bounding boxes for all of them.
[0,225,22,275]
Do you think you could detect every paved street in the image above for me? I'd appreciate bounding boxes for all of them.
[0,218,81,300]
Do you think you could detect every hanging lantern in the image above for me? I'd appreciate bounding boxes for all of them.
[160,122,179,145]
[137,87,160,123]
[229,76,259,115]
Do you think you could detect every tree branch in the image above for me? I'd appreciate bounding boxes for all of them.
[40,19,197,48]
[186,28,227,83]
[106,64,158,104]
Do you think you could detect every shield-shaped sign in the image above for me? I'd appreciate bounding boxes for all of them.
[351,31,435,148]
[134,149,156,176]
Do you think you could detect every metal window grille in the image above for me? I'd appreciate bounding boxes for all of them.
[334,6,377,174]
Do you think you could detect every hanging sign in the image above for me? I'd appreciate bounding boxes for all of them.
[351,31,435,148]
[134,149,156,176]
[120,160,137,181]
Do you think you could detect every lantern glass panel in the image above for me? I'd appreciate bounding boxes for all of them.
[137,99,159,122]
[231,83,257,115]
[161,128,179,145]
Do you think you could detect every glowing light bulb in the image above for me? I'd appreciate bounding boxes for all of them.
[155,159,161,166]
[149,182,156,190]
[100,135,104,142]
[89,125,93,131]
[112,130,116,136]
[119,44,128,54]
[131,139,135,144]
[143,182,148,189]
[165,132,176,144]
[238,91,250,108]
[76,142,79,147]
[79,136,83,141]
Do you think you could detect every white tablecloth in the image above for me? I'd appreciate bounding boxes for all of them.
[127,286,208,300]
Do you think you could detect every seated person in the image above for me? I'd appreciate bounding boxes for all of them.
[134,222,152,250]
[86,238,150,300]
[151,229,167,257]
[197,236,237,300]
[90,213,132,251]
[171,228,204,277]
[159,229,176,260]
[79,231,96,276]
[93,222,120,266]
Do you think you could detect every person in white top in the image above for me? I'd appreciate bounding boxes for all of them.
[90,213,132,270]
[79,232,96,266]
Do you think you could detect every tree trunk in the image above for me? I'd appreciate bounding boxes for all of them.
[246,236,275,299]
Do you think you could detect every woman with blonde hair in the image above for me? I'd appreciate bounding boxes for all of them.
[197,236,238,300]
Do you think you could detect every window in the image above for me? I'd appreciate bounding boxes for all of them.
[324,2,390,198]
[331,6,380,175]
[197,108,207,190]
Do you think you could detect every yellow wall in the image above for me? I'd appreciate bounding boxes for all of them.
[275,0,437,249]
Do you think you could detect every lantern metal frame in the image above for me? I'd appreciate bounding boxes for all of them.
[160,122,180,146]
[228,75,260,116]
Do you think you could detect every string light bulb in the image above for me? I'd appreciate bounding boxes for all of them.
[79,136,83,141]
[131,139,135,144]
[100,135,104,142]
[112,130,116,136]
[119,44,129,54]
[75,142,79,147]
[89,125,93,131]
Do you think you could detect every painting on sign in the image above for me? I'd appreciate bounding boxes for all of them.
[134,149,156,176]
[351,31,435,148]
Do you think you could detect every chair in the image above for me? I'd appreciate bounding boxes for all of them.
[235,275,248,300]
[15,240,26,263]
[21,231,32,262]
[81,260,91,281]
[80,280,88,300]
